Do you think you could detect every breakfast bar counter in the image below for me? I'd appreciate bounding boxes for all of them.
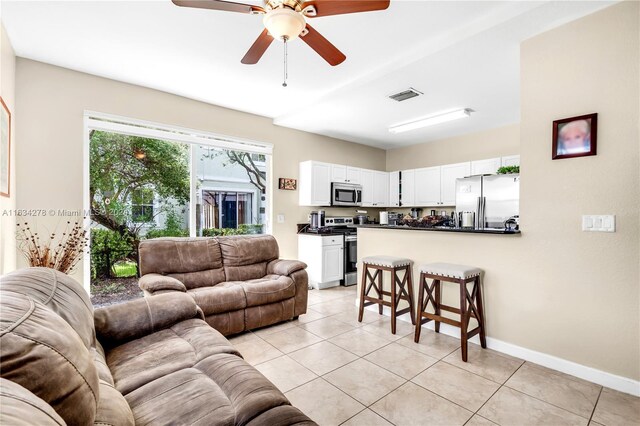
[351,224,521,235]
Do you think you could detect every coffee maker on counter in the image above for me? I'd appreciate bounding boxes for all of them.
[308,210,326,231]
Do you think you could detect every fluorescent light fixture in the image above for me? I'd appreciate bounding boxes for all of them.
[389,108,472,134]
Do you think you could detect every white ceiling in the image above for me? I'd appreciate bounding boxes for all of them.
[1,0,615,149]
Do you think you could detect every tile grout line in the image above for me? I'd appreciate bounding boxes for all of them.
[501,382,599,421]
[587,385,603,424]
[472,357,526,425]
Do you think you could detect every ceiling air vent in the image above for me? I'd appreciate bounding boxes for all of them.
[388,88,423,102]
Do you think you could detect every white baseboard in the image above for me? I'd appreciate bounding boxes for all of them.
[357,302,640,396]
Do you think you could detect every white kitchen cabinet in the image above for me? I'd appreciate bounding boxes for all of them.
[440,162,471,206]
[414,167,441,206]
[299,161,331,206]
[471,158,501,175]
[501,155,520,167]
[374,171,390,207]
[298,234,343,289]
[331,164,361,184]
[360,169,375,206]
[401,169,416,207]
[346,167,361,184]
[389,171,400,207]
[331,164,347,183]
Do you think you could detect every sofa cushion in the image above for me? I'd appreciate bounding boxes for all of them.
[188,282,247,315]
[0,378,65,426]
[246,405,317,426]
[0,267,95,350]
[139,238,226,289]
[0,290,99,425]
[224,262,268,282]
[123,352,291,426]
[241,275,296,307]
[124,367,236,426]
[95,380,135,426]
[218,235,279,267]
[107,319,239,395]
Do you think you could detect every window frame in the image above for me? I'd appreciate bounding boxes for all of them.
[83,111,273,293]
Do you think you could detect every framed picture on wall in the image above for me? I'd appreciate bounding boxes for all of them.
[0,96,11,197]
[278,178,297,190]
[552,113,597,160]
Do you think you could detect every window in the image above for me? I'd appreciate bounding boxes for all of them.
[85,112,272,302]
[131,188,155,223]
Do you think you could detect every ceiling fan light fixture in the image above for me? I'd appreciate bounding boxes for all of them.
[389,108,473,133]
[263,8,306,41]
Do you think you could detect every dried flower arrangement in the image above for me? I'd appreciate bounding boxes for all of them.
[16,220,89,274]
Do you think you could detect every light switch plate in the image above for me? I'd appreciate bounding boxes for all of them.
[277,214,285,223]
[582,215,615,232]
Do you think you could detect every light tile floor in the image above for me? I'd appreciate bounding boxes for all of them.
[228,286,640,426]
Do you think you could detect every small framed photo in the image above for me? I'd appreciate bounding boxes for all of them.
[278,178,297,190]
[0,96,11,197]
[552,113,597,160]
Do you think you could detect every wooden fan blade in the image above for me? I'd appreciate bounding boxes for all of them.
[300,24,346,66]
[172,0,264,14]
[302,0,389,17]
[241,29,275,64]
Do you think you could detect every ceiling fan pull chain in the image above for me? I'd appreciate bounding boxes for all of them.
[283,36,288,87]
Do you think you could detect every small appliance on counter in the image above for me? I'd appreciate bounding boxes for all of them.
[308,210,326,230]
[387,212,402,226]
[303,210,329,234]
[410,208,423,219]
[354,210,369,225]
[459,212,476,229]
[379,211,389,225]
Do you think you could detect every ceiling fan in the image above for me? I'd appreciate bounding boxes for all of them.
[172,0,390,68]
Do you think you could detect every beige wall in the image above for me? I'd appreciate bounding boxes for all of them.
[361,2,639,382]
[13,59,385,283]
[386,124,519,171]
[0,23,16,274]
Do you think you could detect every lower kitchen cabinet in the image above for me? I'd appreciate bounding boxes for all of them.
[298,234,343,289]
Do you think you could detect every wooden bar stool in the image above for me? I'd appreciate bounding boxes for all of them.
[414,263,486,362]
[358,256,415,334]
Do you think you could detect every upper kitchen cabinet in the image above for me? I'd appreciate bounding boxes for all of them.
[331,164,361,184]
[401,169,416,207]
[501,155,520,167]
[361,169,389,207]
[414,166,441,206]
[440,162,471,205]
[374,171,390,207]
[389,171,400,207]
[360,169,374,206]
[299,161,331,206]
[471,158,502,175]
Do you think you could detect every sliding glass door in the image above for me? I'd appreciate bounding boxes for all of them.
[86,116,271,305]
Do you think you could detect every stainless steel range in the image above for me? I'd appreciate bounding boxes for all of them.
[324,216,358,286]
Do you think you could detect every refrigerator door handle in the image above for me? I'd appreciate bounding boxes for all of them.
[481,196,487,229]
[476,197,481,229]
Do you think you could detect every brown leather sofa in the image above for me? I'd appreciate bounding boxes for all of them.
[0,267,315,426]
[138,235,308,336]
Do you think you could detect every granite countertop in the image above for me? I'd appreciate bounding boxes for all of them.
[351,224,521,235]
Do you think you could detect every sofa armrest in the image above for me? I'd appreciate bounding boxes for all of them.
[267,259,307,276]
[94,292,203,349]
[139,273,186,294]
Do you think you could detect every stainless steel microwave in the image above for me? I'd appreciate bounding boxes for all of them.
[331,182,362,207]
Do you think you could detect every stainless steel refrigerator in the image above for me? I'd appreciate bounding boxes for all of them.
[455,174,520,229]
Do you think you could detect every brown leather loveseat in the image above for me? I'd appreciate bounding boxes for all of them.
[0,267,315,426]
[138,235,308,336]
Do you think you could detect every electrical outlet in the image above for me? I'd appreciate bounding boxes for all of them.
[582,215,615,232]
[277,214,285,223]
